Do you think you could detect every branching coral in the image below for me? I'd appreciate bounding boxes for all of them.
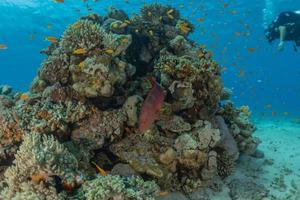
[82,175,159,200]
[16,98,89,140]
[0,3,261,199]
[0,133,79,199]
[60,19,106,54]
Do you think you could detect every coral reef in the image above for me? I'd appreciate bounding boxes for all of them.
[0,133,79,200]
[81,175,159,200]
[0,3,261,199]
[218,102,261,155]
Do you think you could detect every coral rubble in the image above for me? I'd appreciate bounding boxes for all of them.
[0,4,261,199]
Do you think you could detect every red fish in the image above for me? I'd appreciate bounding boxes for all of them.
[138,77,165,133]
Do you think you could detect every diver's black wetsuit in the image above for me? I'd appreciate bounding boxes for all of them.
[265,11,300,46]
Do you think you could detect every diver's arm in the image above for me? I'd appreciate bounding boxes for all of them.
[278,26,287,51]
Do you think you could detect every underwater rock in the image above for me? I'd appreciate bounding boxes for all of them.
[70,55,128,98]
[122,95,143,127]
[71,108,126,150]
[38,53,70,85]
[218,102,260,155]
[111,163,138,177]
[214,115,239,159]
[157,115,192,133]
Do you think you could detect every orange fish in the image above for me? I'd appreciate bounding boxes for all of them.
[197,17,205,22]
[237,69,245,77]
[138,77,165,133]
[45,36,58,43]
[159,191,169,196]
[20,93,29,101]
[91,161,108,176]
[0,44,8,50]
[247,48,256,53]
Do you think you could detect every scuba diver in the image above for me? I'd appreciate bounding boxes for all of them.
[265,11,300,51]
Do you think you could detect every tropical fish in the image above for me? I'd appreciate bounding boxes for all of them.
[247,47,256,53]
[53,0,64,3]
[91,161,108,176]
[20,93,29,101]
[0,44,8,50]
[159,191,169,196]
[73,48,87,55]
[197,17,205,22]
[105,48,114,55]
[45,36,58,43]
[223,3,229,8]
[138,77,165,133]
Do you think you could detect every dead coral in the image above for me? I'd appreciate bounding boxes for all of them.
[72,108,126,151]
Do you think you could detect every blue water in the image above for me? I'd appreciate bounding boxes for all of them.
[0,0,299,119]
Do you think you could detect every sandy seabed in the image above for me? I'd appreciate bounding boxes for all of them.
[248,119,300,200]
[160,119,300,200]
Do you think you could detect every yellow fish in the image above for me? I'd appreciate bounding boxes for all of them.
[73,48,87,55]
[0,44,8,50]
[45,36,58,43]
[91,161,108,176]
[105,48,114,55]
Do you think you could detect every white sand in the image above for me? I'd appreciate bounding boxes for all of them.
[159,120,300,200]
[229,119,300,200]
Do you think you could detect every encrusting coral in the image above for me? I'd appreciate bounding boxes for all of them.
[0,4,262,199]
